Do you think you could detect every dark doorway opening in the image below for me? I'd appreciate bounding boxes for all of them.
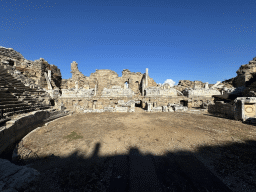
[9,60,14,66]
[180,100,188,106]
[135,100,141,107]
[50,99,55,106]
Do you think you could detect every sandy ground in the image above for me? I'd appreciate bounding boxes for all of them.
[15,108,256,192]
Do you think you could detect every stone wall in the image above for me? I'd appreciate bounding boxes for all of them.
[183,88,221,97]
[0,47,62,91]
[174,80,215,92]
[0,47,24,63]
[208,101,235,119]
[61,62,157,98]
[144,87,178,96]
[0,110,52,156]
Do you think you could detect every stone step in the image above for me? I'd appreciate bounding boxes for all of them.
[0,76,20,81]
[3,108,36,117]
[0,93,17,97]
[0,103,28,109]
[0,101,22,105]
[3,105,32,112]
[0,72,12,77]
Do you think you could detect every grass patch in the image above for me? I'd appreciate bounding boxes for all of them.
[63,131,83,142]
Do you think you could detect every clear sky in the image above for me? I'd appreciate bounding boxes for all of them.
[1,0,255,85]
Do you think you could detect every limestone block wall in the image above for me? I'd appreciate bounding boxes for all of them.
[16,58,62,90]
[0,110,52,156]
[183,88,221,97]
[0,47,24,63]
[189,96,214,107]
[61,62,157,97]
[141,96,188,109]
[144,87,178,97]
[101,86,134,97]
[61,88,95,98]
[0,47,62,90]
[208,101,235,119]
[58,96,134,111]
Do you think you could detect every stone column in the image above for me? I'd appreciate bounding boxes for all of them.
[48,70,51,82]
[75,81,78,92]
[241,100,245,121]
[147,103,152,112]
[145,68,148,87]
[142,78,145,96]
[205,82,209,89]
[142,101,146,109]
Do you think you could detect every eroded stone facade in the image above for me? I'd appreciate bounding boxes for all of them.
[0,47,230,114]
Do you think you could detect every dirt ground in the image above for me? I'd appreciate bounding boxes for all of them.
[15,108,256,192]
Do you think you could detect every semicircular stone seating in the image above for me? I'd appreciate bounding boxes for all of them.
[0,63,51,124]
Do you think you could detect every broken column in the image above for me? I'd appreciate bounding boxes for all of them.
[75,81,79,92]
[48,70,51,82]
[147,103,152,112]
[205,82,209,89]
[145,68,148,87]
[162,106,167,112]
[142,78,145,96]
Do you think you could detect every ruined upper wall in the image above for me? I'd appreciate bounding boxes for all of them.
[0,47,62,90]
[173,80,214,92]
[61,62,157,97]
[0,47,24,62]
[71,61,86,81]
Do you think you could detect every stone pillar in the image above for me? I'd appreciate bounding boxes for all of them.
[147,103,152,112]
[241,100,245,121]
[94,84,97,96]
[60,102,65,111]
[93,104,96,110]
[145,68,148,87]
[75,81,78,91]
[205,82,209,89]
[142,101,146,109]
[142,78,145,96]
[48,70,51,82]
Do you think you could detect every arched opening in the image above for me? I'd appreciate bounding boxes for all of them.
[180,100,188,106]
[50,99,55,106]
[135,100,141,107]
[125,81,129,88]
[9,60,14,66]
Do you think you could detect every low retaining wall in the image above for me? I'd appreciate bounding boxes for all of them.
[208,101,235,119]
[0,109,53,156]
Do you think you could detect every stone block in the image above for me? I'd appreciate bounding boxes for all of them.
[173,105,188,112]
[151,107,162,112]
[115,107,128,112]
[103,107,114,112]
[128,107,135,112]
[168,107,174,112]
[147,103,152,112]
[162,106,167,112]
[118,100,125,104]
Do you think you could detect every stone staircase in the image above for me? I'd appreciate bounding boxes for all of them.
[0,64,51,122]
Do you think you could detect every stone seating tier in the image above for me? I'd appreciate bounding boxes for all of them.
[0,63,51,119]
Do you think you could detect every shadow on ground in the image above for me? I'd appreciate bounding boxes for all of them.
[3,139,256,192]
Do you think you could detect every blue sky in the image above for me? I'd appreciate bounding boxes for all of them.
[1,0,255,85]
